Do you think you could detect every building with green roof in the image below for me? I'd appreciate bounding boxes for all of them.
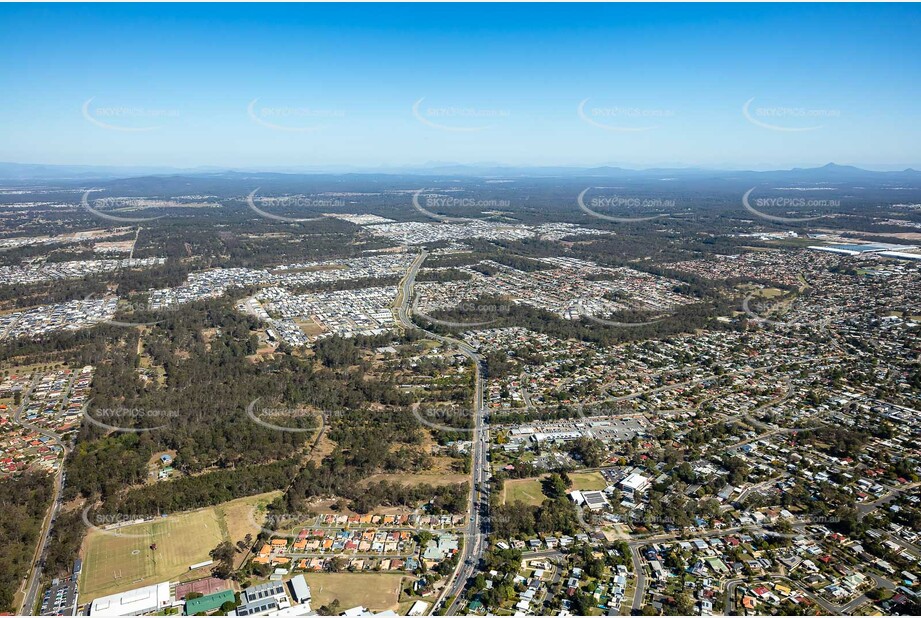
[184,589,236,615]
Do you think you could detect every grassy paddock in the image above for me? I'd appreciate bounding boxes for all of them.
[569,471,608,491]
[304,572,405,612]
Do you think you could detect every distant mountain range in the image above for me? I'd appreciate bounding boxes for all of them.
[0,161,919,183]
[0,162,225,181]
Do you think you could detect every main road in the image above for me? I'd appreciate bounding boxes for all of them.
[395,251,491,615]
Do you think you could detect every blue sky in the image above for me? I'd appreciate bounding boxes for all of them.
[1,3,919,170]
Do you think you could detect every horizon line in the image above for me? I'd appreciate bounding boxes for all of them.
[2,161,920,176]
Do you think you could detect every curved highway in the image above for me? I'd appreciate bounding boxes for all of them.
[395,251,491,615]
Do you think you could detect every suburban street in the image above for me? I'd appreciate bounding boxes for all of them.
[858,481,921,520]
[14,373,74,615]
[624,520,864,615]
[629,542,647,612]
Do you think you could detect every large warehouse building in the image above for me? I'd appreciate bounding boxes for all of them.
[88,582,172,616]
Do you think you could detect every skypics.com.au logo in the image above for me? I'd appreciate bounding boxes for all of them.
[575,300,667,329]
[742,188,839,223]
[413,300,511,329]
[247,98,345,132]
[411,405,477,436]
[741,291,810,328]
[411,190,509,223]
[82,293,169,329]
[82,509,169,539]
[577,188,673,223]
[412,98,510,132]
[83,406,179,433]
[245,399,326,434]
[742,97,840,132]
[578,99,674,132]
[247,188,340,223]
[81,191,165,224]
[82,98,179,132]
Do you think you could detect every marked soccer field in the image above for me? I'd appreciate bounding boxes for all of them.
[80,492,278,601]
[80,508,223,600]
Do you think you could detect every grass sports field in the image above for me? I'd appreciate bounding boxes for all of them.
[80,492,278,600]
[304,573,404,612]
[502,471,609,505]
[502,478,546,506]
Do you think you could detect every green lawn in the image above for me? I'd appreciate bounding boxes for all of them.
[502,478,546,506]
[569,471,608,490]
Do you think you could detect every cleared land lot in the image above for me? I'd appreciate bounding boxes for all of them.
[304,572,404,612]
[217,491,282,563]
[80,492,278,600]
[503,471,609,505]
[568,471,608,490]
[360,472,469,487]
